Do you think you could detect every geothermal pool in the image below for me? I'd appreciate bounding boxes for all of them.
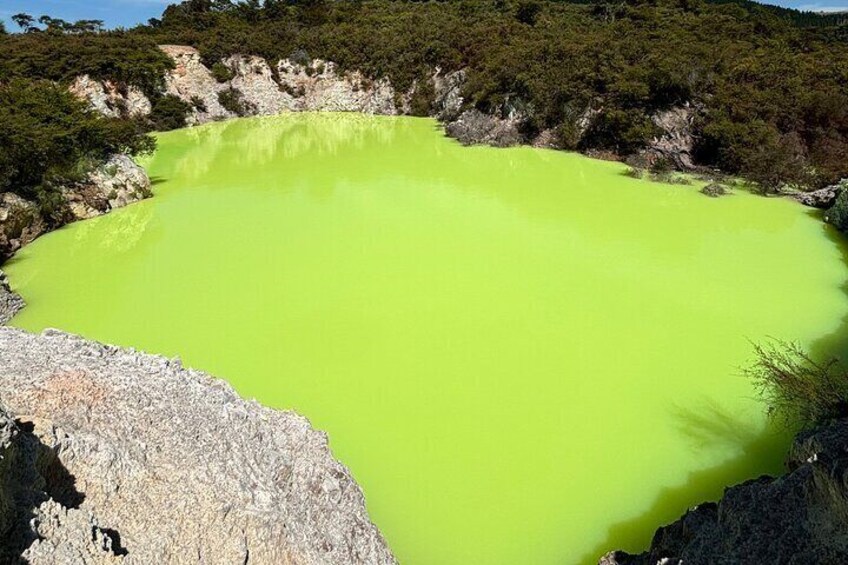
[7,113,848,563]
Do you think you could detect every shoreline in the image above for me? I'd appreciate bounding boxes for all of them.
[2,110,848,563]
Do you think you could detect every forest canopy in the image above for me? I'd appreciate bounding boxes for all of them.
[1,0,847,191]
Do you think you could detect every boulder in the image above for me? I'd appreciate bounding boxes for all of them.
[444,108,524,147]
[64,155,152,221]
[0,327,396,565]
[789,180,846,209]
[0,270,24,324]
[0,192,47,260]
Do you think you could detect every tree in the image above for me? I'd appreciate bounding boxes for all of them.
[11,13,35,32]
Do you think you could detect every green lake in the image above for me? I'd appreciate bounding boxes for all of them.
[6,113,848,564]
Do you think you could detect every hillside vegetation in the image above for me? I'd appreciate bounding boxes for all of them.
[1,0,847,199]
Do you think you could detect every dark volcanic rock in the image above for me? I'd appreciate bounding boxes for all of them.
[601,418,848,564]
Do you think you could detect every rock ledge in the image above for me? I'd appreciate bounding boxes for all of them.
[0,327,396,565]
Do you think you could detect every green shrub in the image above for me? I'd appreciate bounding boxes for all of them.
[149,94,191,131]
[218,87,253,117]
[0,79,154,206]
[744,340,848,427]
[825,191,848,234]
[211,61,234,83]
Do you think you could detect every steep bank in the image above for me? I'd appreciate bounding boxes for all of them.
[0,155,152,261]
[601,419,848,563]
[0,326,396,564]
[72,45,695,170]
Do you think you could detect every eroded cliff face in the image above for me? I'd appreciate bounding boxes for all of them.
[0,155,152,261]
[157,45,402,125]
[69,75,152,120]
[69,44,698,167]
[0,327,397,565]
[601,419,848,564]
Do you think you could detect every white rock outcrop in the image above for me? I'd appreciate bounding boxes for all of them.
[0,327,397,565]
[69,75,151,119]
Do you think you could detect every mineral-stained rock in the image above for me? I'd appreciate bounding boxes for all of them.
[0,270,24,324]
[0,156,151,261]
[0,327,397,565]
[602,418,848,564]
[160,45,234,124]
[225,54,296,116]
[276,59,399,115]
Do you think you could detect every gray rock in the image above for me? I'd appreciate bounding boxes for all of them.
[640,105,698,171]
[602,418,848,564]
[69,75,151,120]
[275,58,399,115]
[0,327,396,565]
[0,192,47,260]
[64,155,153,221]
[160,45,235,124]
[0,270,24,324]
[444,108,524,147]
[0,401,126,564]
[788,180,846,209]
[431,68,466,121]
[0,156,151,262]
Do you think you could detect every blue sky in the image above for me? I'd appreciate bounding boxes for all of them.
[1,0,846,31]
[1,0,172,30]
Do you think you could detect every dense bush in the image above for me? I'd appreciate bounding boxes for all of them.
[134,0,848,191]
[4,0,848,192]
[745,340,848,427]
[825,190,848,234]
[211,61,234,83]
[149,94,193,131]
[0,80,154,216]
[218,87,253,116]
[0,32,173,96]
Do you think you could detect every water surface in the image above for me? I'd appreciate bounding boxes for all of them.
[7,114,848,564]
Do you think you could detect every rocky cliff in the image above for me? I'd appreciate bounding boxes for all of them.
[0,327,397,565]
[73,44,694,165]
[601,418,848,564]
[0,155,152,261]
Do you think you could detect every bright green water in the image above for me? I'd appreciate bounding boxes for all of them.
[7,114,848,564]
